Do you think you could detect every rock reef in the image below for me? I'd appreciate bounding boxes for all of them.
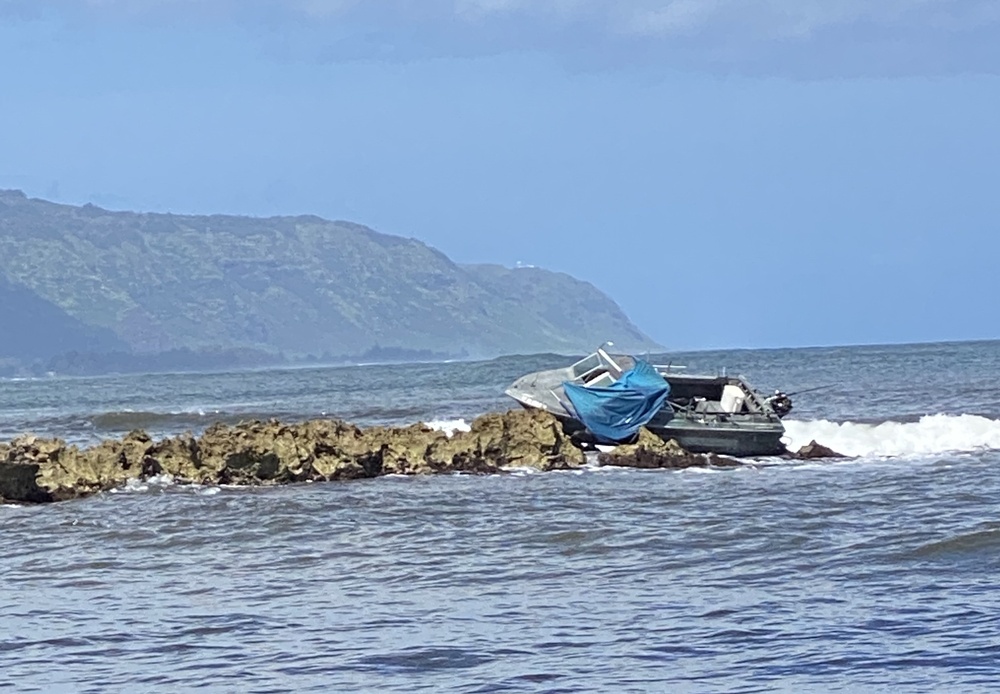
[788,440,848,459]
[0,410,586,503]
[597,428,743,469]
[0,410,843,504]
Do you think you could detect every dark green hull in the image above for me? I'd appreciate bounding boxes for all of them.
[556,411,787,458]
[646,419,786,457]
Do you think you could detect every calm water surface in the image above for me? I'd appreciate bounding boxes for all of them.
[2,341,1000,692]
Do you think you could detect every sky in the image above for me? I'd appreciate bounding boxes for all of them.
[1,0,998,350]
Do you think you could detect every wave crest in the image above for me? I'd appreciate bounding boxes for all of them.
[783,414,1000,458]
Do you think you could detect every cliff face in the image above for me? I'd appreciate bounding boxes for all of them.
[0,190,660,363]
[0,275,127,361]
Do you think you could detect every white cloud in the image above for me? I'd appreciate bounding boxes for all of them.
[623,1,725,37]
[5,0,1000,76]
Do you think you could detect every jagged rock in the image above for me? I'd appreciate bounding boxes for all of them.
[364,423,440,476]
[597,428,742,469]
[4,436,90,501]
[0,409,585,503]
[303,419,372,480]
[44,430,156,497]
[199,420,320,485]
[791,440,848,459]
[471,408,586,471]
[0,449,53,503]
[147,433,199,479]
[7,435,64,463]
[424,431,501,474]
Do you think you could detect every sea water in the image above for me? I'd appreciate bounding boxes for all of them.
[2,341,1000,692]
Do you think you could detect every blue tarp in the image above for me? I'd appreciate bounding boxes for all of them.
[563,359,671,442]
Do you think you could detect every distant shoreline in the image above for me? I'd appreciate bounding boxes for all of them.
[0,345,468,379]
[2,337,996,380]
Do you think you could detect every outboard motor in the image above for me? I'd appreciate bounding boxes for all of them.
[766,391,793,418]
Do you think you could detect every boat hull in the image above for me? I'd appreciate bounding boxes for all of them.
[554,410,786,458]
[646,420,786,457]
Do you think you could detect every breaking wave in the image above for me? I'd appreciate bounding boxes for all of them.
[425,419,472,438]
[783,414,1000,458]
[90,405,447,434]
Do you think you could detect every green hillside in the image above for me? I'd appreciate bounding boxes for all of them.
[0,190,660,367]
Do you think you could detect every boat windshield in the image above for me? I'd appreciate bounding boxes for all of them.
[571,353,602,378]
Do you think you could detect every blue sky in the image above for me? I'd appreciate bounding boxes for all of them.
[1,1,998,350]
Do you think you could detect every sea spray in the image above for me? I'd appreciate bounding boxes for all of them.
[783,413,1000,458]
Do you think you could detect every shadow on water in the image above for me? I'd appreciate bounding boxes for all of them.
[909,525,1000,564]
[352,646,495,674]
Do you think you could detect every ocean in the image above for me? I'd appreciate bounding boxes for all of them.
[2,340,1000,692]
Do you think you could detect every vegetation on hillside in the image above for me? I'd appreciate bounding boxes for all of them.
[0,189,660,374]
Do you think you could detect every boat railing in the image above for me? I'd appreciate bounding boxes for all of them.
[596,348,622,377]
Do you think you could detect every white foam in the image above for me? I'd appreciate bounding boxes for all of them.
[424,418,471,438]
[783,414,1000,458]
[503,466,541,476]
[112,478,148,494]
[112,474,177,494]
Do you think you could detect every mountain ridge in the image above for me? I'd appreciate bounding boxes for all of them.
[0,190,660,371]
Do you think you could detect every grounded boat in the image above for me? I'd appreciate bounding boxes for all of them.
[505,346,792,457]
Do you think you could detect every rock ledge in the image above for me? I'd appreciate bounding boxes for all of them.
[0,411,803,504]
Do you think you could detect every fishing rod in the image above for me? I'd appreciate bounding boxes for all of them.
[784,384,836,397]
[764,384,834,418]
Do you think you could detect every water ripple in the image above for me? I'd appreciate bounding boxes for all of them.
[2,458,1000,692]
[5,344,1000,691]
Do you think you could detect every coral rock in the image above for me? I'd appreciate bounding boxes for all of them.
[597,428,742,469]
